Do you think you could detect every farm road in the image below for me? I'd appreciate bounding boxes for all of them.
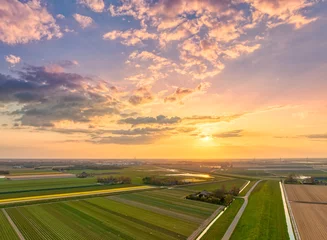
[221,180,262,240]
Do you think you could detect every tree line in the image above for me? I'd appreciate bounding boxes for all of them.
[97,176,131,185]
[186,184,240,206]
[142,176,188,186]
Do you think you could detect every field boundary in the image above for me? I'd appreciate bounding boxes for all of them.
[2,208,25,240]
[282,183,301,240]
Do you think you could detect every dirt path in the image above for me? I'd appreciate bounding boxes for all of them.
[221,180,262,240]
[187,206,225,240]
[108,195,202,223]
[2,209,25,240]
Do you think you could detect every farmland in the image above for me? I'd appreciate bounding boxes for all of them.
[0,185,154,206]
[5,188,220,240]
[285,184,327,240]
[0,210,19,240]
[285,184,327,202]
[230,181,289,240]
[181,179,246,192]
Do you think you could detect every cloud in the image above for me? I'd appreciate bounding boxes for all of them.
[0,65,120,126]
[183,113,245,124]
[77,0,105,12]
[245,0,318,29]
[73,14,94,28]
[44,60,79,73]
[128,87,154,105]
[5,55,21,66]
[164,82,210,103]
[56,14,65,19]
[118,115,181,126]
[303,134,327,139]
[107,0,319,85]
[213,129,244,138]
[0,0,62,45]
[111,127,173,135]
[90,135,158,145]
[103,29,157,46]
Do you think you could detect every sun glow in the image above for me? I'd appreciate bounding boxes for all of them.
[201,136,212,142]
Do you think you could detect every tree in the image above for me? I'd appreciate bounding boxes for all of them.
[224,194,233,205]
[213,189,224,199]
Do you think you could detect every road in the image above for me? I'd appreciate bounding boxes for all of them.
[221,180,262,240]
[0,185,155,205]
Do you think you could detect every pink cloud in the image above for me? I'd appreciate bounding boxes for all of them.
[0,0,62,45]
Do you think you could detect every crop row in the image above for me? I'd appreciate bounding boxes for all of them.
[0,210,19,240]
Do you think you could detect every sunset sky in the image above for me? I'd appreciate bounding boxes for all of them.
[0,0,326,159]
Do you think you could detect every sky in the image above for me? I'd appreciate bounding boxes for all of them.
[0,0,326,159]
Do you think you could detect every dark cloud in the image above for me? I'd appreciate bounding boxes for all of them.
[183,113,244,123]
[303,134,327,139]
[164,82,209,103]
[89,135,159,145]
[118,115,181,126]
[111,127,173,135]
[0,65,119,126]
[213,129,243,138]
[128,87,154,105]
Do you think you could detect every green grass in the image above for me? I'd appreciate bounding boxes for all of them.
[0,210,19,240]
[202,198,244,240]
[230,181,289,240]
[180,179,247,192]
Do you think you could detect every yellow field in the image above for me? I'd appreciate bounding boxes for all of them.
[0,185,155,205]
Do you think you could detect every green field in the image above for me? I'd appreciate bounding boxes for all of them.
[202,198,244,240]
[180,179,247,192]
[109,188,218,222]
[6,189,218,240]
[230,181,289,240]
[0,210,19,240]
[0,183,135,200]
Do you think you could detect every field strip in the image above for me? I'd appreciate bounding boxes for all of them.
[239,180,250,193]
[108,195,202,223]
[282,183,301,240]
[0,185,155,205]
[221,180,262,240]
[187,206,224,240]
[279,182,296,240]
[1,209,25,240]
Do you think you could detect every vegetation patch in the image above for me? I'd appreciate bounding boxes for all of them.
[230,181,289,240]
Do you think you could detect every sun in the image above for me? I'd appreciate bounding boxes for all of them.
[200,136,212,142]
